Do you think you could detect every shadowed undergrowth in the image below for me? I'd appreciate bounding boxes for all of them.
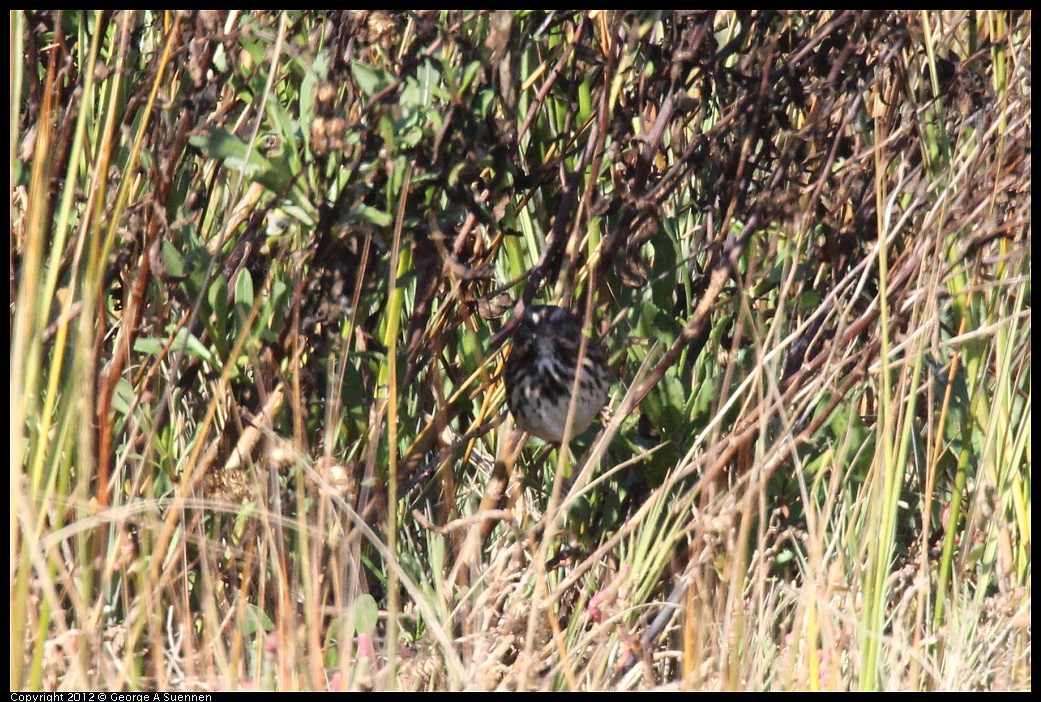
[10,10,1030,691]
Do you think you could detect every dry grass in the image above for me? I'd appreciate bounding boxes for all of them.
[10,10,1030,691]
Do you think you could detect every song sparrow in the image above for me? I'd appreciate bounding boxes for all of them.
[503,305,612,443]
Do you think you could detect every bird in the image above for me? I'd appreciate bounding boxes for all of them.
[503,305,612,443]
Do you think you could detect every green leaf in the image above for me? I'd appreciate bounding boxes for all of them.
[351,61,394,97]
[179,327,218,365]
[578,78,593,124]
[240,603,274,637]
[133,337,165,356]
[352,594,380,635]
[352,203,394,227]
[239,37,267,71]
[207,273,230,361]
[234,268,255,311]
[189,127,291,194]
[190,127,269,173]
[110,377,137,417]
[301,50,332,151]
[266,99,303,172]
[459,60,482,95]
[136,327,222,376]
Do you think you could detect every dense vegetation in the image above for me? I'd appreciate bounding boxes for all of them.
[10,11,1030,690]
